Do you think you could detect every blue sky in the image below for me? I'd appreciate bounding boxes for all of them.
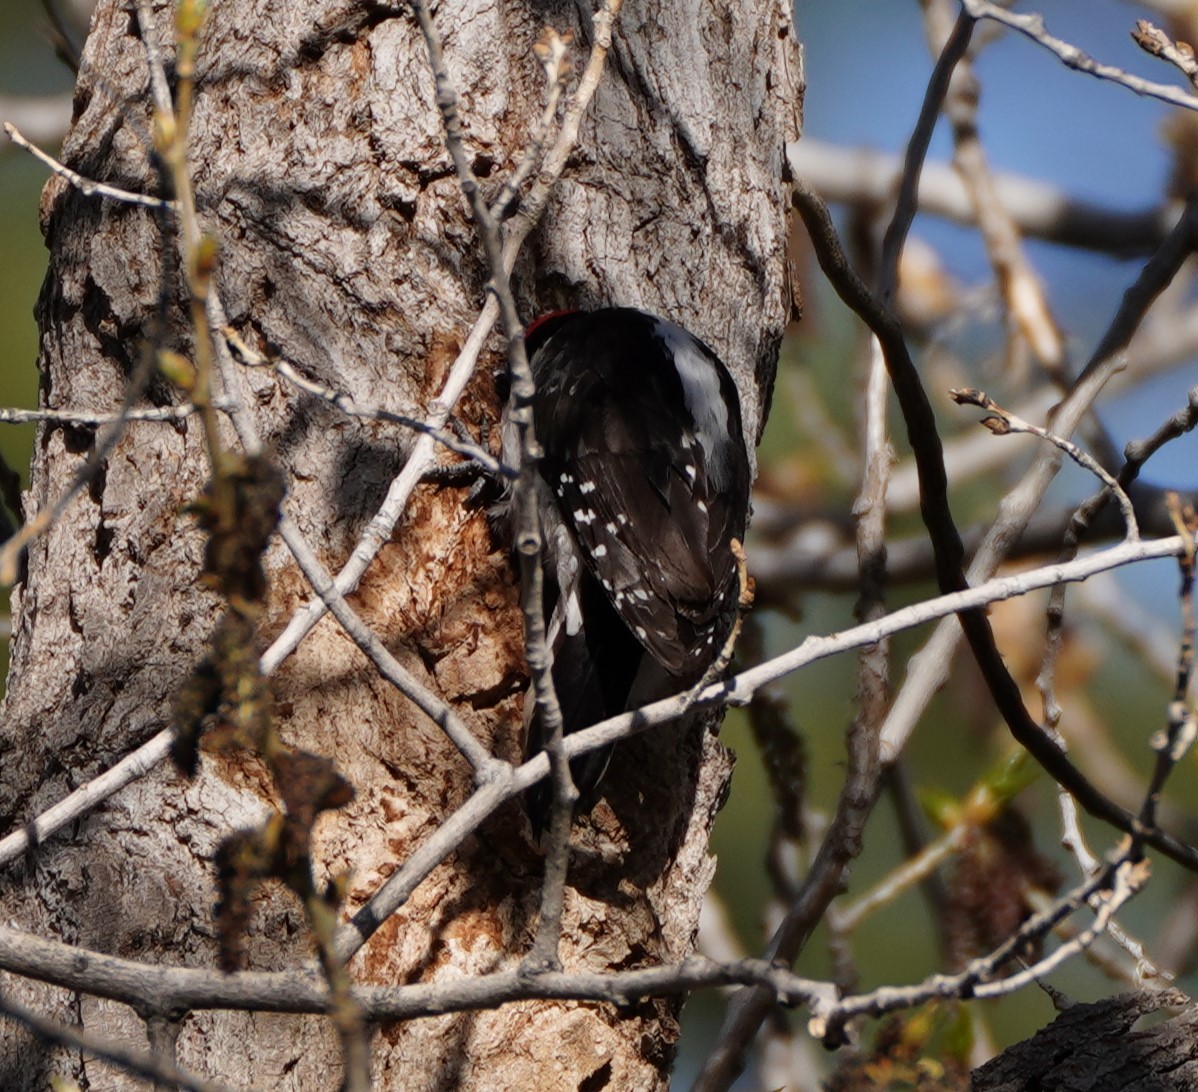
[797,2,1198,491]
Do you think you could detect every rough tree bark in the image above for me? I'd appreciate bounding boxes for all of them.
[0,0,800,1087]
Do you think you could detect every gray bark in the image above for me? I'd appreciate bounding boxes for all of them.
[971,989,1198,1091]
[0,0,800,1087]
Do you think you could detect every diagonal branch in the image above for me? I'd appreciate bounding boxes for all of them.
[0,988,231,1092]
[332,531,1198,964]
[792,178,1198,859]
[962,0,1198,112]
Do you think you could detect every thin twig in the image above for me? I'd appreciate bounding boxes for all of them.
[949,386,1139,540]
[134,0,174,115]
[833,823,970,936]
[962,0,1198,112]
[822,333,894,993]
[491,28,572,222]
[1040,376,1198,725]
[334,532,1198,964]
[877,10,975,302]
[1133,19,1198,89]
[924,0,1064,375]
[1138,498,1198,831]
[0,730,175,867]
[4,122,174,210]
[222,329,506,476]
[0,403,218,426]
[852,334,893,693]
[1024,886,1166,986]
[1123,383,1198,479]
[0,988,231,1092]
[811,856,1150,1044]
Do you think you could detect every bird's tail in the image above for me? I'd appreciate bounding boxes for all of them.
[523,572,644,837]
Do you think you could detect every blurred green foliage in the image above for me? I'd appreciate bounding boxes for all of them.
[1,1,78,681]
[0,0,72,479]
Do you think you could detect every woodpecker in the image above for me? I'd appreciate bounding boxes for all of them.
[503,308,751,832]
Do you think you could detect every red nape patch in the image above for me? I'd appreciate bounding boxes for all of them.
[524,309,580,341]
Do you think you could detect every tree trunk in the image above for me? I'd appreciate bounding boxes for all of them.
[0,0,800,1087]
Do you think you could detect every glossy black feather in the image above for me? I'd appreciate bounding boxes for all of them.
[528,308,748,678]
[516,308,750,831]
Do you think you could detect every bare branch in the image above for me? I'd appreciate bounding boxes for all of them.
[1137,498,1198,830]
[925,0,1064,374]
[811,857,1151,1044]
[223,329,506,476]
[1132,18,1198,90]
[949,387,1139,540]
[4,122,174,210]
[0,403,218,426]
[0,730,175,868]
[0,987,231,1092]
[0,919,835,1023]
[335,532,1198,965]
[962,0,1198,111]
[788,139,1173,256]
[490,28,572,222]
[877,10,974,302]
